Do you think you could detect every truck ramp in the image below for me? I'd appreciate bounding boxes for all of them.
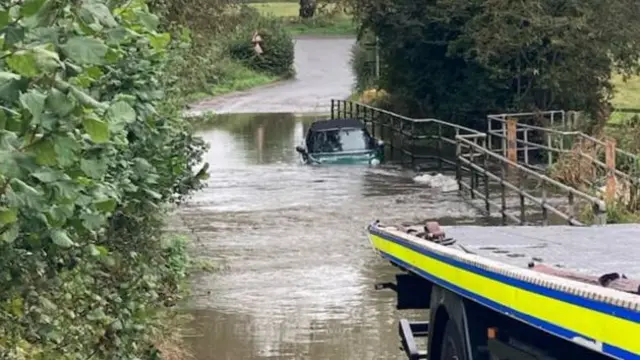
[368,221,640,359]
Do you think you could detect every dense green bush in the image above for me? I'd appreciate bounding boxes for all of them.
[350,31,377,92]
[225,6,295,77]
[0,0,207,358]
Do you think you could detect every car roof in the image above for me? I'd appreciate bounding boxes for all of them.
[308,118,365,131]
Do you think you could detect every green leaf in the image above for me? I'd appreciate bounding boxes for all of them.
[0,77,24,104]
[0,10,9,29]
[86,244,101,256]
[86,66,103,79]
[9,297,24,317]
[19,89,47,123]
[46,89,75,116]
[105,27,129,45]
[82,2,117,28]
[80,213,105,230]
[32,45,62,72]
[135,10,159,31]
[30,0,58,28]
[0,207,18,225]
[6,51,38,77]
[21,0,47,17]
[32,139,57,166]
[80,158,107,179]
[0,72,20,83]
[1,223,19,243]
[46,205,73,227]
[107,101,136,123]
[86,308,105,321]
[6,179,41,208]
[31,169,60,183]
[144,188,162,199]
[0,151,21,178]
[4,24,25,47]
[50,229,74,248]
[82,117,109,143]
[53,135,79,166]
[61,36,108,65]
[149,32,170,51]
[94,198,116,212]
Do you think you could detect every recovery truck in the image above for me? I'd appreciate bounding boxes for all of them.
[367,220,640,360]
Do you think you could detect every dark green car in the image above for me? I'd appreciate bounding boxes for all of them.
[296,118,385,165]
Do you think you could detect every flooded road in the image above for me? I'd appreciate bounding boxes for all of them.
[179,113,485,359]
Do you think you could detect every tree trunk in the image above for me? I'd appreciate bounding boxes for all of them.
[299,0,316,18]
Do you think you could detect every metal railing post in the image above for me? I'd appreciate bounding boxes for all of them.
[369,108,375,137]
[518,169,526,225]
[411,121,416,167]
[456,137,462,192]
[483,138,490,214]
[331,99,335,119]
[500,160,507,225]
[541,182,548,226]
[523,128,529,166]
[437,124,443,171]
[470,142,476,199]
[547,133,553,167]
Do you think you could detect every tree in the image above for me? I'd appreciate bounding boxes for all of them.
[349,0,640,129]
[300,0,317,18]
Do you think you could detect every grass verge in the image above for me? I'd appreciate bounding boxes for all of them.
[609,74,640,125]
[183,62,281,105]
[248,2,356,35]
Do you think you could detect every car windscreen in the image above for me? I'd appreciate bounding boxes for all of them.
[308,128,372,153]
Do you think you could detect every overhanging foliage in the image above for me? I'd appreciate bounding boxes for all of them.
[349,0,640,128]
[0,0,207,358]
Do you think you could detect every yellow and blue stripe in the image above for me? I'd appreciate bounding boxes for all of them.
[368,225,640,359]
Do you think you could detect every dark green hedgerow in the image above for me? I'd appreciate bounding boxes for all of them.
[0,0,207,359]
[225,6,295,78]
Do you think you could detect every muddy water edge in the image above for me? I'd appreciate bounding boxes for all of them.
[177,112,486,360]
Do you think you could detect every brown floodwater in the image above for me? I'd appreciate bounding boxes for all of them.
[175,113,488,360]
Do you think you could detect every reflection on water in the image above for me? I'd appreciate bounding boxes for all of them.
[181,113,481,359]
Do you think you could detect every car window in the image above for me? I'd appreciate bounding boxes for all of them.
[308,127,373,153]
[336,128,371,151]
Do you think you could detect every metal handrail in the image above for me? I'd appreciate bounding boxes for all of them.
[330,99,609,225]
[486,114,640,194]
[456,134,607,225]
[334,100,481,134]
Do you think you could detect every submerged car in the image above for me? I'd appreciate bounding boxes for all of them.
[295,118,385,165]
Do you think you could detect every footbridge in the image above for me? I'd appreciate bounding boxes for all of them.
[330,100,640,226]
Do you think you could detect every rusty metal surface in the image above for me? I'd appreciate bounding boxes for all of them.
[439,224,640,280]
[529,263,640,295]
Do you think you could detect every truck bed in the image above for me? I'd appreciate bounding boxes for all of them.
[433,224,640,279]
[367,221,640,359]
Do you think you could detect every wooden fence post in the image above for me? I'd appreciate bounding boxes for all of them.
[605,138,617,202]
[506,118,517,161]
[506,118,517,171]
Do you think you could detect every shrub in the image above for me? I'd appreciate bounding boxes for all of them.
[225,6,295,77]
[350,31,378,93]
[0,0,207,358]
